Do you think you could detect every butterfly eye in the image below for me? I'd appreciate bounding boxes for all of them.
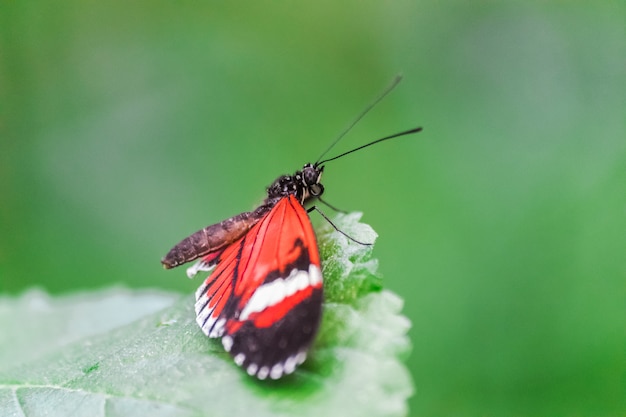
[301,165,322,185]
[310,183,324,196]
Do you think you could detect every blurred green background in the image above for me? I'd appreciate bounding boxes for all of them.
[1,1,624,416]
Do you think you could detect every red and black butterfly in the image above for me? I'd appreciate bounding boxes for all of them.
[162,79,421,379]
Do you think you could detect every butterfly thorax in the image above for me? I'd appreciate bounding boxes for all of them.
[266,163,324,206]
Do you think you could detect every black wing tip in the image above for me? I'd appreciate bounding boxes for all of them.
[246,351,308,380]
[221,287,323,380]
[223,334,308,380]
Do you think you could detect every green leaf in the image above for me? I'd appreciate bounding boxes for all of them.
[0,214,412,417]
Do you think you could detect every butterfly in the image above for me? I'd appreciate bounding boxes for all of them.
[161,78,421,379]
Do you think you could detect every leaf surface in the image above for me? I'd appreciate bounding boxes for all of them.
[0,214,411,417]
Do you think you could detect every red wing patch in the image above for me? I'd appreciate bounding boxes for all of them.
[193,195,322,379]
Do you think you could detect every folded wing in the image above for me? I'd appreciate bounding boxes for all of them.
[194,195,323,379]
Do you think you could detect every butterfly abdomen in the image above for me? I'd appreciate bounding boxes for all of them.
[161,205,272,269]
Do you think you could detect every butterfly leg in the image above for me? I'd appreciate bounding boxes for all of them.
[317,197,348,214]
[308,206,373,246]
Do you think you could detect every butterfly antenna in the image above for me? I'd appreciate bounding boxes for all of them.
[315,75,404,165]
[317,126,422,165]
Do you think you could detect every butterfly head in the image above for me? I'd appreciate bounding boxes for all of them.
[266,163,325,205]
[300,163,325,202]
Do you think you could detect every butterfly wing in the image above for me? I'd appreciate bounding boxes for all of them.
[194,195,323,379]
